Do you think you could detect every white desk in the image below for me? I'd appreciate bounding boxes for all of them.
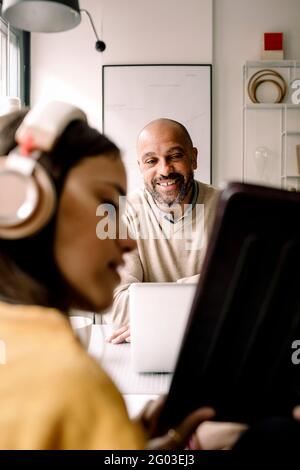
[88,325,172,417]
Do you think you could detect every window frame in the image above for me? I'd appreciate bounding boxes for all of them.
[0,4,30,105]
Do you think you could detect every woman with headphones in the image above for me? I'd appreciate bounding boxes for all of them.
[0,101,214,449]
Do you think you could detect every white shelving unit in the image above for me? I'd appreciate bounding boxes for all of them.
[243,60,300,191]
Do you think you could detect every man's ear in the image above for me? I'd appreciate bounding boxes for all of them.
[192,147,198,170]
[137,159,141,170]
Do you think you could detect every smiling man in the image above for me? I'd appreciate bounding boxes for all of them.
[105,118,218,341]
[139,119,197,210]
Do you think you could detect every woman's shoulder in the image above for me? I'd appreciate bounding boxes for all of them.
[0,302,144,449]
[0,301,117,400]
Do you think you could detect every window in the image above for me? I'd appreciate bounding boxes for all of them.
[0,13,30,105]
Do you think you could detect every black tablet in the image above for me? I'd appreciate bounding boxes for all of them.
[158,182,300,431]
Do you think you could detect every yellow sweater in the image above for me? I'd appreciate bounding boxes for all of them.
[0,302,145,449]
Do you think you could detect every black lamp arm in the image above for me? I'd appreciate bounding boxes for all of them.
[80,9,106,52]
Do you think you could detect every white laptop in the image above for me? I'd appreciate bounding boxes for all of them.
[130,283,196,373]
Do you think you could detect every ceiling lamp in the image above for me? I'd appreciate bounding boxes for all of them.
[2,0,106,51]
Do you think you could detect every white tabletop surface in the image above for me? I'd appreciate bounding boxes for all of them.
[88,325,172,417]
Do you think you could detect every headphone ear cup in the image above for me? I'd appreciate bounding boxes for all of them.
[0,157,56,240]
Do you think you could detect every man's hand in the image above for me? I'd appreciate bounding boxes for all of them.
[136,396,215,450]
[193,421,248,450]
[106,324,131,344]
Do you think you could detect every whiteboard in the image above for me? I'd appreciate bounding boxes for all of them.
[102,65,212,193]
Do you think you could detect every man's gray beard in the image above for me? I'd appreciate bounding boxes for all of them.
[146,172,195,208]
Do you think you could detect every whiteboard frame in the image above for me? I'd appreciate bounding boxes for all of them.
[102,64,212,189]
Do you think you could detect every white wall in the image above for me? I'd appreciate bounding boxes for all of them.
[31,0,300,187]
[213,0,300,186]
[31,0,212,129]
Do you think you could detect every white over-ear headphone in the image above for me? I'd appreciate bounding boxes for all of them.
[0,101,87,240]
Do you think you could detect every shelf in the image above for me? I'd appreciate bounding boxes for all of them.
[245,104,300,110]
[282,131,300,136]
[245,60,300,68]
[281,175,300,179]
[243,60,300,189]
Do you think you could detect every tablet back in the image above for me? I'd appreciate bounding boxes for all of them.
[158,182,300,430]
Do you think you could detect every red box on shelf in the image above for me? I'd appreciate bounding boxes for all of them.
[262,32,284,59]
[264,32,283,51]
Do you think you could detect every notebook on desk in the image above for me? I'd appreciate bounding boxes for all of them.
[157,182,300,432]
[129,283,196,373]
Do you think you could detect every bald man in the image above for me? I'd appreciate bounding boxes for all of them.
[106,118,218,342]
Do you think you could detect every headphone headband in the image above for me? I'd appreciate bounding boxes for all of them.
[0,101,88,239]
[16,101,87,155]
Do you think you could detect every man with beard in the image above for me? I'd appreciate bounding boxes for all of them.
[105,118,218,342]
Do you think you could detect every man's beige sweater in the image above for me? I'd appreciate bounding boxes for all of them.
[105,181,218,325]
